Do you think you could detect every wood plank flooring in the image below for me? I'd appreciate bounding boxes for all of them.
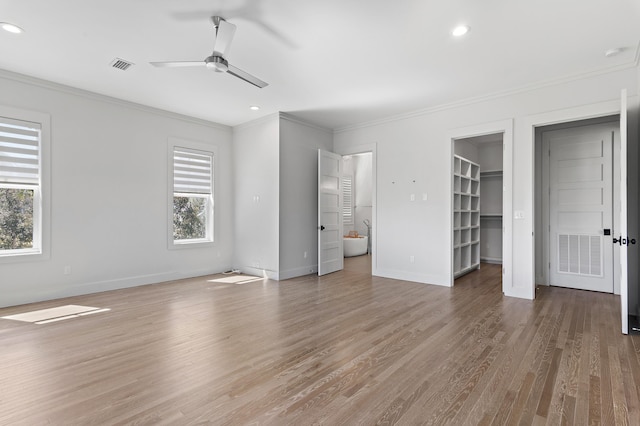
[1,259,639,425]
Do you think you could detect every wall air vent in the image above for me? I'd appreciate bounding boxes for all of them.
[110,58,134,71]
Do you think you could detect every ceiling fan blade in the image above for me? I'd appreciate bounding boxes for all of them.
[212,18,236,56]
[227,64,268,88]
[150,61,205,68]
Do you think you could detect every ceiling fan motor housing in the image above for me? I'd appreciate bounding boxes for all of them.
[205,55,228,72]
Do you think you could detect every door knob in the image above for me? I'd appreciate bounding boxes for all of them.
[319,225,325,231]
[613,236,637,245]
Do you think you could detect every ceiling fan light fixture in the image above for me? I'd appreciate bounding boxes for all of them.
[452,25,469,37]
[1,22,24,34]
[205,55,228,72]
[249,105,260,111]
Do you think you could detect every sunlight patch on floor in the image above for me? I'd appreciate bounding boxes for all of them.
[1,305,110,324]
[207,275,264,285]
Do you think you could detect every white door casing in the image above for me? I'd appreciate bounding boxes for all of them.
[318,149,344,276]
[545,123,615,293]
[619,90,628,334]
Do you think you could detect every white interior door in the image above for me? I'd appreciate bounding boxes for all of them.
[546,123,615,293]
[318,149,343,276]
[619,90,628,334]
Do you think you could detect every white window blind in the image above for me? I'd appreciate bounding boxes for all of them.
[173,148,212,194]
[0,117,41,185]
[343,175,353,225]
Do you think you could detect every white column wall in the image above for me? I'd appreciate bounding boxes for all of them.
[232,115,281,278]
[278,115,333,279]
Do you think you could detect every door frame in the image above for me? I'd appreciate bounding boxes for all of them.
[334,143,377,276]
[524,99,625,300]
[448,119,514,293]
[537,118,620,292]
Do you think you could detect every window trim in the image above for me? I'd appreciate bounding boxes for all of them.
[167,138,216,250]
[0,105,50,263]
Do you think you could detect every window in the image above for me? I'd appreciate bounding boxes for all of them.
[0,115,43,257]
[342,175,353,225]
[170,144,214,246]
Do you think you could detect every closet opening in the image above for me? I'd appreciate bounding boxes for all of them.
[453,133,504,282]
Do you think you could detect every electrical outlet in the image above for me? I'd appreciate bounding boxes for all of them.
[303,251,308,258]
[64,265,72,275]
[410,193,415,201]
[409,255,415,263]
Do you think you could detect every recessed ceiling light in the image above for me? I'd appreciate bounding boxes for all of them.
[452,25,469,37]
[249,105,260,111]
[1,22,24,34]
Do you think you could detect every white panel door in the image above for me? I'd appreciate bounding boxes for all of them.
[619,90,628,334]
[318,149,343,276]
[547,123,615,293]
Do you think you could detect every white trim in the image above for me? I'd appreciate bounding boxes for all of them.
[448,119,514,296]
[167,137,218,250]
[0,269,229,308]
[232,112,280,131]
[620,90,628,335]
[334,63,638,134]
[333,143,378,277]
[0,104,50,264]
[0,68,232,132]
[523,99,624,301]
[375,268,448,287]
[279,113,333,134]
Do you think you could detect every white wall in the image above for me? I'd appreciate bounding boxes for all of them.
[334,67,639,298]
[477,142,503,172]
[0,72,234,307]
[453,140,479,164]
[279,115,333,279]
[232,114,280,278]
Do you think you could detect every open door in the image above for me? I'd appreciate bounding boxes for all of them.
[620,90,629,334]
[318,149,343,275]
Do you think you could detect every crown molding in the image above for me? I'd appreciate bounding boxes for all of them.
[278,112,333,134]
[334,60,639,134]
[0,68,232,132]
[232,112,280,131]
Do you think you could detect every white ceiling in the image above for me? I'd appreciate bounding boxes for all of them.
[1,0,639,130]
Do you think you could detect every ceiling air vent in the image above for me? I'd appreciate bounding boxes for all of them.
[110,58,134,71]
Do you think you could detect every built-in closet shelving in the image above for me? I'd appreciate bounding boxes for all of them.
[453,155,480,277]
[480,170,503,264]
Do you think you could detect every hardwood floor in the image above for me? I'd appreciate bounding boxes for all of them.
[1,259,639,425]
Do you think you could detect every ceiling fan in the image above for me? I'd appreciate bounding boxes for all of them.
[150,16,268,88]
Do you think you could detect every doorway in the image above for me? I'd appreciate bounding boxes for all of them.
[342,152,373,262]
[535,116,619,293]
[333,144,377,277]
[453,133,505,282]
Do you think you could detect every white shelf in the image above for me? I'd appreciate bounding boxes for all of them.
[453,155,480,278]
